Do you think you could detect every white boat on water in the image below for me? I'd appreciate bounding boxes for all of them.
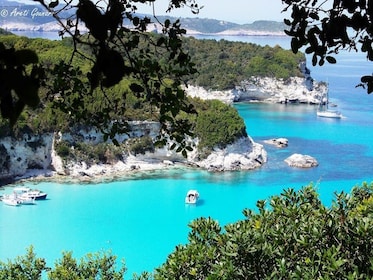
[18,195,36,205]
[14,187,47,200]
[317,88,342,119]
[2,192,35,206]
[185,190,199,204]
[317,109,342,118]
[2,194,21,206]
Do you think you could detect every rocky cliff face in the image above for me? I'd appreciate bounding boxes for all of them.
[0,134,54,182]
[0,67,322,183]
[234,62,326,104]
[0,123,267,183]
[234,75,326,104]
[185,63,327,105]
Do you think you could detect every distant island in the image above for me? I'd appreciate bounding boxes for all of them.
[0,0,287,36]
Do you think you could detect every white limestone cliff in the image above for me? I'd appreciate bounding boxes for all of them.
[185,76,326,105]
[0,134,54,180]
[0,123,267,182]
[184,62,327,105]
[194,137,267,172]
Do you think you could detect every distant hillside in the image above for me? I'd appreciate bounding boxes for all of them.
[171,18,286,35]
[234,21,286,33]
[154,16,240,34]
[0,0,286,35]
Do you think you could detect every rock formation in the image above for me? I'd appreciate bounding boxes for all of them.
[0,134,54,181]
[184,62,327,105]
[264,138,289,148]
[284,153,318,168]
[0,125,267,183]
[185,77,326,105]
[195,137,267,172]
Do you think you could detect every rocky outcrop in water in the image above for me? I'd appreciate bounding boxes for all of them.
[284,153,318,168]
[195,137,267,172]
[264,138,289,148]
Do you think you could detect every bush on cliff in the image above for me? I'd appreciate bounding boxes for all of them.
[194,99,247,150]
[183,38,305,90]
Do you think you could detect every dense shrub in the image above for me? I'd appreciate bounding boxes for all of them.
[55,140,70,158]
[194,99,247,150]
[155,183,373,279]
[184,38,305,90]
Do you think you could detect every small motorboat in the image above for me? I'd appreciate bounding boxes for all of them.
[185,190,199,204]
[14,187,47,200]
[18,195,36,205]
[2,194,21,206]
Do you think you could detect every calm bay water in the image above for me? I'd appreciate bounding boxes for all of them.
[1,33,373,277]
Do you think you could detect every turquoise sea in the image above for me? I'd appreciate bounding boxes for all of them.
[1,33,373,277]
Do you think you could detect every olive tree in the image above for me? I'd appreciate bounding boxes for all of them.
[282,0,373,93]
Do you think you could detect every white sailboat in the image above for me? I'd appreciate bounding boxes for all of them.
[317,89,342,119]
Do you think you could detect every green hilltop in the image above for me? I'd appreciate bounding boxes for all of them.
[0,32,302,157]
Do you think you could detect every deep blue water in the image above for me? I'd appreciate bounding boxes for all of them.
[1,34,372,277]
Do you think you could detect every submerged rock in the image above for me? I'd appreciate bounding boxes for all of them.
[264,138,289,148]
[284,153,318,168]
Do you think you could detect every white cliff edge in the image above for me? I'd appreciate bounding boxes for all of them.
[184,63,327,105]
[0,123,267,183]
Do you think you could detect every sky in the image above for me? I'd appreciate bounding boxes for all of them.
[137,0,289,24]
[18,0,289,24]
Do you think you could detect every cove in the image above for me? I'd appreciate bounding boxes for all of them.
[1,36,373,277]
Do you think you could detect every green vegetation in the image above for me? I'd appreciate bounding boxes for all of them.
[55,140,125,166]
[194,99,247,149]
[156,183,373,279]
[183,37,305,90]
[54,98,246,163]
[239,20,287,33]
[0,33,292,157]
[0,247,126,280]
[1,183,373,279]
